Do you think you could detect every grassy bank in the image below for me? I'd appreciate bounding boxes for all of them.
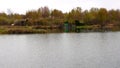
[0,25,120,34]
[0,26,48,34]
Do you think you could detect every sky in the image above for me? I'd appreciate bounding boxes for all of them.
[0,0,120,14]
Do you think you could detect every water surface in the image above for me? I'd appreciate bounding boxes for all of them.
[0,32,120,68]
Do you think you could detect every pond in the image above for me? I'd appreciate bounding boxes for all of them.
[0,32,120,68]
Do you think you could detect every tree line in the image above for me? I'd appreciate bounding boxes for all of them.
[0,6,120,27]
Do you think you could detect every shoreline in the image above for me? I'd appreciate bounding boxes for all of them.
[0,26,120,34]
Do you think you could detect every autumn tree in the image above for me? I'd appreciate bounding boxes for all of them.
[97,8,108,28]
[83,8,99,25]
[40,6,50,18]
[26,10,40,19]
[51,9,64,19]
[0,13,12,25]
[66,7,82,24]
[108,9,120,25]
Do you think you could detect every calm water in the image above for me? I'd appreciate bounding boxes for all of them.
[0,32,120,68]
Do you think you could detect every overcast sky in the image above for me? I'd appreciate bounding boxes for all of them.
[0,0,120,14]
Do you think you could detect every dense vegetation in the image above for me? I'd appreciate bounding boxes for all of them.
[0,6,120,34]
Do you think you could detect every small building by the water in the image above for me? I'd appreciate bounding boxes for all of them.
[12,19,28,26]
